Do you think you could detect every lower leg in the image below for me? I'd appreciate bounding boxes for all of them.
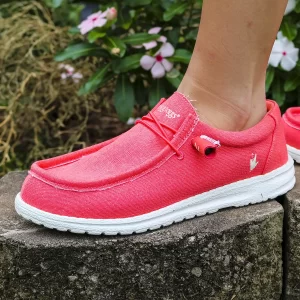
[178,0,287,131]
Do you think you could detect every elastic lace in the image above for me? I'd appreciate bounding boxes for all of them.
[136,100,181,156]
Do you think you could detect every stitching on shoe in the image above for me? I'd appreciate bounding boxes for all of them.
[29,115,199,192]
[176,91,200,120]
[261,114,277,175]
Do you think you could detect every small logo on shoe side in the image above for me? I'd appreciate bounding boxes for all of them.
[250,153,259,171]
[158,104,180,118]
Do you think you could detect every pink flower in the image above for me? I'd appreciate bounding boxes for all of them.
[107,7,117,20]
[134,27,167,50]
[78,10,108,35]
[269,32,299,71]
[140,42,175,78]
[59,64,83,83]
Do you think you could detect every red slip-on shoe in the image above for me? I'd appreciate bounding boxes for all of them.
[15,92,295,235]
[283,107,300,163]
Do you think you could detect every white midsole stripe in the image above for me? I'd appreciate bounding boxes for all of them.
[287,145,300,163]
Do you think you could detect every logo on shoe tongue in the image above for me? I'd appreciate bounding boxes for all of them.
[157,104,180,118]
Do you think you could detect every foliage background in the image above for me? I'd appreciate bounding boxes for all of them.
[0,0,299,176]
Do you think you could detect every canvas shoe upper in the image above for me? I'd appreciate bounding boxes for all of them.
[283,107,300,163]
[15,92,295,235]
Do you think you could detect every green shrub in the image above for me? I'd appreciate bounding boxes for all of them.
[1,0,299,175]
[0,1,129,176]
[55,0,300,121]
[53,0,200,121]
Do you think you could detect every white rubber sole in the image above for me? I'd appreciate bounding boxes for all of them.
[287,145,300,163]
[15,155,295,235]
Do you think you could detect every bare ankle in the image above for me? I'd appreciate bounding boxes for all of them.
[178,75,267,131]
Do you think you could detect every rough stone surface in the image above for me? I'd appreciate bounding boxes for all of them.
[284,165,300,300]
[0,172,284,300]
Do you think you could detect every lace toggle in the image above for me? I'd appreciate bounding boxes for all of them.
[192,135,220,158]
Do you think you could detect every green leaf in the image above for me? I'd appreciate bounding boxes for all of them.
[295,1,300,13]
[272,77,286,106]
[55,43,109,61]
[284,74,300,92]
[163,2,189,21]
[52,0,63,8]
[78,64,111,96]
[124,0,152,7]
[104,36,127,57]
[114,75,135,122]
[149,80,167,108]
[68,27,80,34]
[169,49,192,64]
[186,28,198,40]
[122,33,160,46]
[281,20,297,40]
[117,8,134,30]
[160,0,172,10]
[195,0,203,9]
[167,28,180,47]
[265,68,275,92]
[166,69,183,89]
[87,31,106,43]
[112,54,143,73]
[135,79,148,105]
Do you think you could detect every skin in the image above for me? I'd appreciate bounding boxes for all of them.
[178,0,288,131]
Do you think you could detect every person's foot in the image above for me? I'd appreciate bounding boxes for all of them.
[15,92,295,235]
[283,107,300,163]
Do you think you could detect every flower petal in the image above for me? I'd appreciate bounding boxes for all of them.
[126,117,136,125]
[100,10,108,18]
[158,36,167,43]
[285,0,296,15]
[281,55,297,71]
[271,40,284,53]
[277,31,284,40]
[61,73,67,80]
[281,38,294,50]
[285,40,298,52]
[65,65,74,73]
[161,59,173,72]
[158,42,175,58]
[78,20,94,35]
[287,48,299,62]
[72,72,83,79]
[132,45,143,49]
[140,55,156,70]
[148,27,161,34]
[268,53,282,67]
[143,41,157,50]
[94,17,107,28]
[151,62,165,78]
[87,12,103,20]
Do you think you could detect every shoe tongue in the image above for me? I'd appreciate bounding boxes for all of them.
[152,92,197,130]
[40,92,198,185]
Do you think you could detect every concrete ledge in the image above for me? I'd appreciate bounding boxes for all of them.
[284,165,300,300]
[0,172,283,299]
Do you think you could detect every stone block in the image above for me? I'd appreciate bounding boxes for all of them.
[0,172,283,300]
[284,165,300,300]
